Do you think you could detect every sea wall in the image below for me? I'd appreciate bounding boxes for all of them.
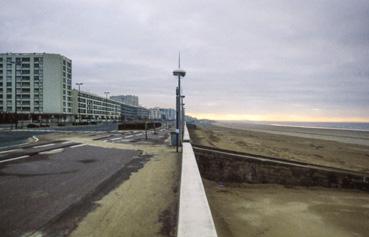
[193,147,369,191]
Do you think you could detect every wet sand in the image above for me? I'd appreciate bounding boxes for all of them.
[204,180,369,237]
[189,124,369,173]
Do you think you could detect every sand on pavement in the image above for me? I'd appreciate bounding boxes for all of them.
[30,133,181,237]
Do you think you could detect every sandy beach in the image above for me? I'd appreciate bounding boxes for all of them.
[189,123,369,173]
[189,122,369,237]
[204,180,369,237]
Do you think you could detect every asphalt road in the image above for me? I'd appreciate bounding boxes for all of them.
[0,142,142,237]
[0,122,118,148]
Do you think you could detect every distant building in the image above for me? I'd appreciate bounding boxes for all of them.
[73,90,149,121]
[0,53,73,120]
[149,107,161,120]
[160,108,176,120]
[72,89,121,121]
[149,107,176,120]
[110,95,139,106]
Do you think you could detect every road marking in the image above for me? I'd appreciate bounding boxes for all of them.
[32,136,39,142]
[110,137,122,141]
[70,144,87,148]
[125,135,134,138]
[33,143,55,149]
[0,148,22,154]
[61,141,74,144]
[39,148,64,155]
[0,155,30,164]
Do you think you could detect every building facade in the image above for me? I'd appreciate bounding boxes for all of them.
[149,107,161,120]
[0,53,153,124]
[72,90,149,121]
[149,107,176,120]
[160,108,176,120]
[72,90,121,121]
[110,95,139,106]
[0,53,72,120]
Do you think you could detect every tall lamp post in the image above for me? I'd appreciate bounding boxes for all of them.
[75,82,83,123]
[173,53,186,152]
[104,91,110,122]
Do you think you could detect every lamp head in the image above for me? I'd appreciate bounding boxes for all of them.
[173,69,186,77]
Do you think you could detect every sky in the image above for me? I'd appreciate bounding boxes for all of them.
[1,0,369,122]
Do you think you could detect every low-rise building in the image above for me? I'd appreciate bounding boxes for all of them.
[160,108,176,120]
[72,90,150,121]
[149,107,161,120]
[110,95,139,106]
[72,89,121,121]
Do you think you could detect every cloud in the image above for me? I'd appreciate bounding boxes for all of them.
[1,0,369,120]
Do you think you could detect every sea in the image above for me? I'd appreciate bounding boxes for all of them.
[259,121,369,132]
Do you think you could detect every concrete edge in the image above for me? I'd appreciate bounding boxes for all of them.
[177,124,218,237]
[183,124,190,142]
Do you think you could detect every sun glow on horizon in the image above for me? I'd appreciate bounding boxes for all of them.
[187,113,369,123]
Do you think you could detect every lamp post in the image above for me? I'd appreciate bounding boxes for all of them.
[104,91,110,122]
[75,82,83,123]
[173,53,186,152]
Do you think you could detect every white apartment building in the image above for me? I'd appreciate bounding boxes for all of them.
[149,107,161,120]
[149,107,176,120]
[160,108,176,120]
[0,53,72,119]
[72,90,121,121]
[72,90,149,121]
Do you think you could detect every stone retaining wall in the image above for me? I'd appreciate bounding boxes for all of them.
[194,147,369,191]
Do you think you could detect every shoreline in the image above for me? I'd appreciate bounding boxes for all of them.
[217,120,369,133]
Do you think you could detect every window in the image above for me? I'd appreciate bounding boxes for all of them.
[22,70,30,74]
[21,58,30,62]
[22,76,30,80]
[34,70,39,74]
[6,82,11,87]
[22,64,30,68]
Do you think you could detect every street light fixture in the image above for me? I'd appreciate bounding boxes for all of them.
[75,82,83,123]
[104,91,110,122]
[173,53,186,152]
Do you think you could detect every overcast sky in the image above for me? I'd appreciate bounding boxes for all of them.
[1,0,369,121]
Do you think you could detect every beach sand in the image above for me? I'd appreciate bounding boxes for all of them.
[189,123,369,237]
[189,123,369,173]
[204,180,369,237]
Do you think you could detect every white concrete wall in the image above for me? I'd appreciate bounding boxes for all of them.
[177,124,218,237]
[43,54,64,114]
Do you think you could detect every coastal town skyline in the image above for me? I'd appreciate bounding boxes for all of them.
[1,0,368,122]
